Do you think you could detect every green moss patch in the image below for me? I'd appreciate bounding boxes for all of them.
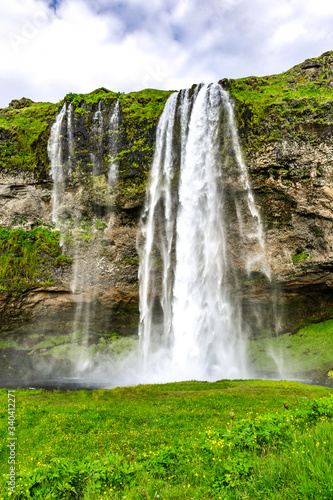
[0,100,58,178]
[291,248,313,263]
[225,51,333,158]
[0,226,71,293]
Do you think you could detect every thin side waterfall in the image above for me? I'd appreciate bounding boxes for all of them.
[71,100,120,373]
[225,99,270,278]
[91,101,104,174]
[108,100,120,187]
[67,103,74,171]
[138,83,269,381]
[48,100,120,374]
[48,103,66,227]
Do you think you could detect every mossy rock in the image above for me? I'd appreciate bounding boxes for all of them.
[224,51,333,155]
[0,225,71,293]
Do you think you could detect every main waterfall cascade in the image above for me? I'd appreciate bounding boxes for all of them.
[47,87,276,384]
[138,83,271,382]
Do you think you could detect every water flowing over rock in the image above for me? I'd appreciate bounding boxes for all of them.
[2,53,333,386]
[108,100,120,187]
[90,101,104,175]
[48,100,121,373]
[47,103,67,227]
[138,84,271,381]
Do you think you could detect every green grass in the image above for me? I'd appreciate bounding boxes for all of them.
[0,380,332,499]
[239,422,333,498]
[249,320,333,380]
[63,87,173,120]
[226,51,333,158]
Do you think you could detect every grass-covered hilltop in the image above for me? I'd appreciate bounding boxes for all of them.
[226,51,333,155]
[2,51,333,181]
[0,50,333,384]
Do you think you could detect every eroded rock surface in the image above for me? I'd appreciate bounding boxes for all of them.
[1,53,333,345]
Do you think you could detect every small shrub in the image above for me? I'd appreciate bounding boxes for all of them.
[54,255,72,267]
[292,248,312,263]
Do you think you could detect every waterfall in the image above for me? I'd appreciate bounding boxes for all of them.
[67,104,74,171]
[47,90,272,384]
[91,101,104,174]
[48,99,120,374]
[138,83,268,381]
[224,98,270,278]
[108,100,120,187]
[138,92,179,362]
[48,103,67,227]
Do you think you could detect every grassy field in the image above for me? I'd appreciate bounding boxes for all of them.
[0,380,332,499]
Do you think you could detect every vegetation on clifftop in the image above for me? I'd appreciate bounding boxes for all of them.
[1,51,332,187]
[63,87,173,208]
[224,50,333,157]
[0,99,58,178]
[0,87,172,184]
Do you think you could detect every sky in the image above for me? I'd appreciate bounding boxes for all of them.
[1,0,333,108]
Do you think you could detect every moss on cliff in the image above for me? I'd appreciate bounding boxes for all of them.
[58,87,173,209]
[115,89,173,207]
[0,99,59,178]
[0,88,172,190]
[223,51,333,155]
[0,226,71,293]
[63,88,172,173]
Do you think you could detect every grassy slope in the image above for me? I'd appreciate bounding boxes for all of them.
[226,50,333,161]
[0,380,332,499]
[0,101,58,178]
[249,320,333,382]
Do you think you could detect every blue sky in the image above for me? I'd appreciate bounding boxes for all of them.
[1,0,333,107]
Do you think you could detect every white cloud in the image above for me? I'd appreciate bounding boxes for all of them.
[0,0,333,107]
[271,21,308,47]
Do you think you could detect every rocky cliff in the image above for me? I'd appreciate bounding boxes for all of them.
[0,52,333,382]
[225,51,333,332]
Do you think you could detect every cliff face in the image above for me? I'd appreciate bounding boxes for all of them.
[1,52,333,371]
[224,51,333,331]
[0,88,171,339]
